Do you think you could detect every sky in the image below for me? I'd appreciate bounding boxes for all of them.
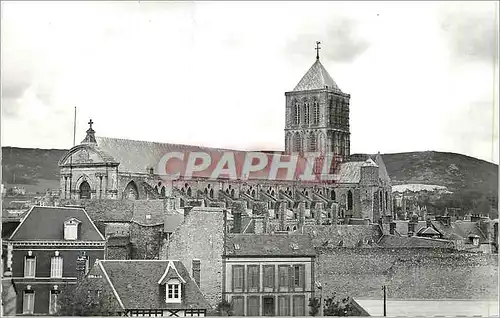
[1,1,499,163]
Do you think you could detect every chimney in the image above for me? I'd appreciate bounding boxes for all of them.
[298,202,306,228]
[331,203,339,225]
[389,222,396,235]
[192,259,201,287]
[254,216,265,234]
[232,201,246,233]
[315,202,324,225]
[426,218,432,228]
[279,201,287,231]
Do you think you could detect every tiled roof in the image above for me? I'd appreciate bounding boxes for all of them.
[8,206,105,241]
[293,59,341,92]
[95,137,231,174]
[394,221,428,237]
[417,226,441,236]
[225,234,316,257]
[432,220,490,243]
[377,235,454,248]
[98,260,210,310]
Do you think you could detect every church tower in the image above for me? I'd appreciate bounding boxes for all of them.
[284,42,351,161]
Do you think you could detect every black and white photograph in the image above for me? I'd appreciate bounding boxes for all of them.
[1,1,499,317]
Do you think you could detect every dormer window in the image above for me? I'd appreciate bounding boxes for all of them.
[64,217,82,240]
[290,243,299,250]
[158,261,186,304]
[166,279,181,303]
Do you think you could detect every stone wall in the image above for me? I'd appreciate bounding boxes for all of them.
[165,207,225,309]
[316,247,498,300]
[130,223,163,259]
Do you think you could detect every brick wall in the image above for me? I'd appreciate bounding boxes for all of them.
[165,207,225,309]
[316,248,498,300]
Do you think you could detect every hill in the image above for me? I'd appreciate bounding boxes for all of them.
[2,147,498,195]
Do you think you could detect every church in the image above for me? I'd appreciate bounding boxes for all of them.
[58,46,393,224]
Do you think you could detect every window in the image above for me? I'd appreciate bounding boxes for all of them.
[51,256,63,278]
[49,289,60,314]
[232,265,244,290]
[293,265,305,288]
[347,190,353,210]
[166,279,181,303]
[24,256,36,278]
[293,295,305,316]
[64,218,81,240]
[309,133,317,152]
[263,266,275,289]
[293,103,300,125]
[304,103,310,124]
[278,296,290,316]
[247,296,260,316]
[23,290,35,314]
[293,133,301,153]
[232,296,244,316]
[247,265,259,289]
[313,101,320,125]
[278,266,289,288]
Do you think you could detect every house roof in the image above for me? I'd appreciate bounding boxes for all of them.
[225,234,316,257]
[417,226,441,236]
[293,59,341,92]
[8,206,105,241]
[353,299,499,317]
[164,213,184,233]
[394,220,428,237]
[432,220,490,243]
[98,260,210,310]
[375,153,391,185]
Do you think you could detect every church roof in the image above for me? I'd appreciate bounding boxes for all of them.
[293,59,341,92]
[95,136,232,174]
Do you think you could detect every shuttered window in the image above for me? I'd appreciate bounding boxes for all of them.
[278,296,290,316]
[232,265,244,290]
[278,265,288,288]
[51,257,63,278]
[247,296,260,316]
[232,296,244,316]
[247,265,260,289]
[263,265,275,288]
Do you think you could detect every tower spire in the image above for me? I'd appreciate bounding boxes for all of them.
[315,41,321,60]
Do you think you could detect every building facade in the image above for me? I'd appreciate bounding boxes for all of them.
[223,234,316,316]
[3,206,105,315]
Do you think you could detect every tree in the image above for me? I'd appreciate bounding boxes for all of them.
[214,300,233,316]
[310,293,360,316]
[57,284,115,316]
[309,297,320,316]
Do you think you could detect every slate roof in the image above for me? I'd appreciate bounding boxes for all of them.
[375,153,391,185]
[95,137,231,174]
[164,213,185,233]
[394,220,428,237]
[432,220,490,243]
[335,162,364,183]
[98,260,210,310]
[225,234,316,257]
[8,206,105,241]
[293,59,341,92]
[303,224,381,248]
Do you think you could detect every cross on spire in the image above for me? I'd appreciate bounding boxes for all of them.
[88,119,94,129]
[315,41,321,60]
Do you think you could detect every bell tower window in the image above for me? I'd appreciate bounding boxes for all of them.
[293,103,300,125]
[313,100,320,125]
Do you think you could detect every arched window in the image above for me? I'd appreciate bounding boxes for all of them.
[271,190,275,196]
[293,133,301,153]
[294,103,300,125]
[309,133,317,152]
[231,189,235,198]
[154,185,158,193]
[124,181,139,200]
[385,191,389,211]
[313,100,320,124]
[204,188,208,195]
[251,189,256,197]
[347,190,353,210]
[79,181,91,199]
[210,188,214,198]
[331,190,336,200]
[187,187,192,197]
[304,103,310,124]
[161,186,166,197]
[379,191,383,211]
